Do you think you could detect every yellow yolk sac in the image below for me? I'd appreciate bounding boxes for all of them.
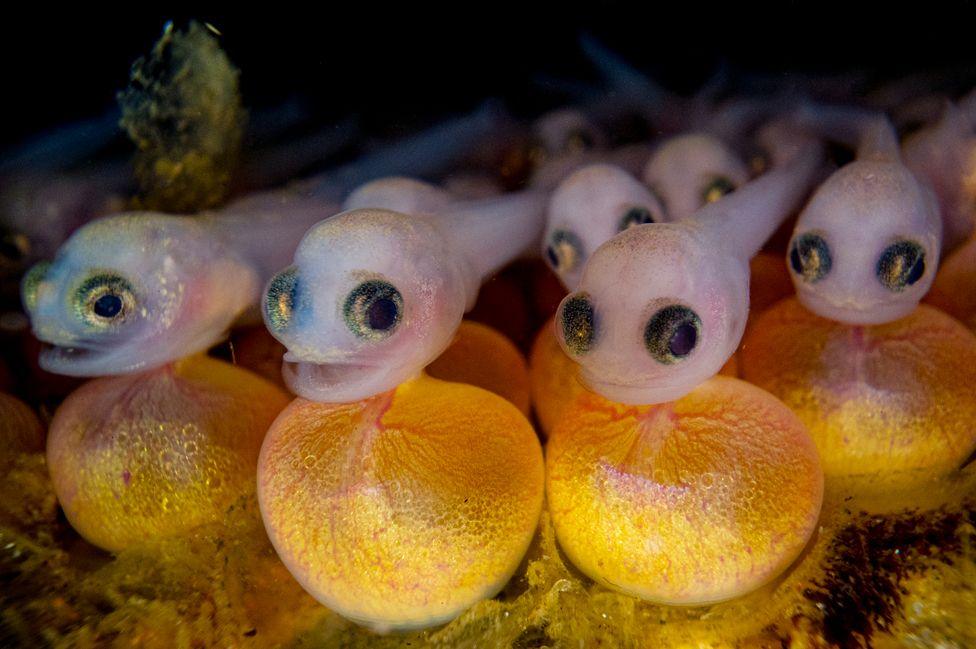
[740,298,976,489]
[46,355,290,552]
[0,392,45,472]
[545,375,824,605]
[257,373,545,631]
[530,317,740,437]
[529,317,585,437]
[925,234,976,331]
[426,320,531,415]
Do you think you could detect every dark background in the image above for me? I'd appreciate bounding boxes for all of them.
[3,4,976,150]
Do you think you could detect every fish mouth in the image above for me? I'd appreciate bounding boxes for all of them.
[281,357,395,404]
[38,342,107,376]
[581,371,692,406]
[795,288,916,326]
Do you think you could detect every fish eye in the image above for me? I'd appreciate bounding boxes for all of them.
[618,206,656,232]
[877,240,926,292]
[0,230,29,265]
[701,176,736,205]
[527,138,548,168]
[560,293,597,355]
[343,279,403,340]
[644,304,701,365]
[265,266,303,332]
[789,233,833,283]
[565,128,596,154]
[73,272,136,329]
[746,146,771,176]
[545,229,584,275]
[21,260,51,313]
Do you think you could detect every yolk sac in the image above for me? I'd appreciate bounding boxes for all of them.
[925,234,976,331]
[257,373,544,631]
[545,376,823,605]
[740,298,976,490]
[426,320,531,415]
[46,355,290,552]
[529,317,585,437]
[530,316,741,437]
[0,392,45,472]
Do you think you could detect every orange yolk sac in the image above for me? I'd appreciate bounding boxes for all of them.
[46,355,290,552]
[426,320,531,415]
[257,373,545,631]
[545,375,824,605]
[740,298,976,489]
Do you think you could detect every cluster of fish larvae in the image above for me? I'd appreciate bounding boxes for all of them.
[6,66,976,637]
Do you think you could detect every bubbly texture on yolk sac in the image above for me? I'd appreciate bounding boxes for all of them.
[546,375,824,605]
[46,355,289,552]
[740,298,976,488]
[425,320,531,415]
[257,373,545,631]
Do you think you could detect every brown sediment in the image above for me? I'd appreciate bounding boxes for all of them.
[802,503,973,649]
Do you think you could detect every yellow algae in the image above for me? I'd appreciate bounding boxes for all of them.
[118,21,246,212]
[2,445,975,646]
[0,392,44,472]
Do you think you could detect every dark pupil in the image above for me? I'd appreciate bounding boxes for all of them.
[567,129,595,151]
[790,233,832,283]
[561,294,596,355]
[703,177,735,203]
[668,323,698,357]
[644,304,701,364]
[0,236,25,262]
[748,147,770,176]
[877,240,926,291]
[93,293,123,318]
[344,279,403,339]
[545,245,560,268]
[547,230,582,272]
[620,206,654,231]
[367,298,398,331]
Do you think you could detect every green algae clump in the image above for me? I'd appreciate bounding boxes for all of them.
[118,20,246,213]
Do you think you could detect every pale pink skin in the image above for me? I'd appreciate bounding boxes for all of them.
[264,190,547,403]
[526,108,654,191]
[642,133,751,221]
[543,164,667,290]
[25,196,337,377]
[534,108,608,157]
[788,107,943,325]
[556,142,824,405]
[902,94,976,251]
[22,110,508,378]
[542,114,814,291]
